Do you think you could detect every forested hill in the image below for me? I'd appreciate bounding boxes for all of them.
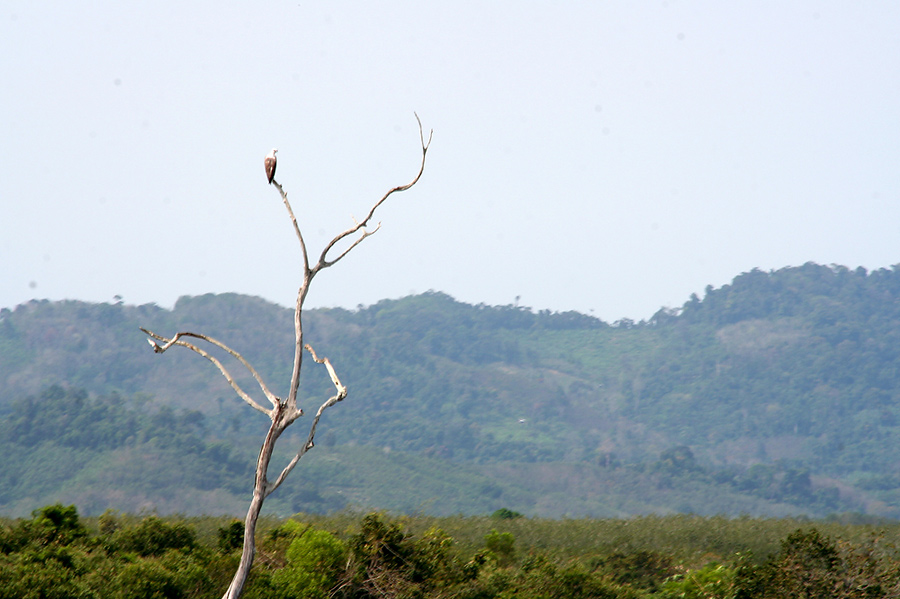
[2,262,900,519]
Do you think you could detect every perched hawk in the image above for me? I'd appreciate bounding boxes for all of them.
[264,148,278,184]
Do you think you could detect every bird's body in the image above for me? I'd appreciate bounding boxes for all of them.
[264,149,278,184]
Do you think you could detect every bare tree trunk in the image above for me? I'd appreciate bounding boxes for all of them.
[224,406,284,599]
[142,116,432,599]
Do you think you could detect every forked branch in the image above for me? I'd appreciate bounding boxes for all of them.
[267,343,347,494]
[268,115,432,280]
[140,328,277,415]
[317,113,432,271]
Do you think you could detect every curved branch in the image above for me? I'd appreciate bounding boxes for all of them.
[141,328,276,414]
[273,181,311,275]
[322,223,381,268]
[315,114,432,272]
[267,344,347,495]
[305,343,347,397]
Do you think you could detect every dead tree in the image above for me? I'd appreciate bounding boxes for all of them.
[141,116,432,599]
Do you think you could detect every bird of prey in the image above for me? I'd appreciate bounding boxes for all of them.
[264,148,278,184]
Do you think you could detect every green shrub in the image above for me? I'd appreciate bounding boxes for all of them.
[484,529,516,567]
[108,551,211,599]
[272,527,345,599]
[217,519,244,553]
[109,516,197,557]
[660,562,736,599]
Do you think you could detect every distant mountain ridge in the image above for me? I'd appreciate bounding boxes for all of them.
[2,262,900,518]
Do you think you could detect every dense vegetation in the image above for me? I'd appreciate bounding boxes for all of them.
[4,504,900,598]
[2,262,900,518]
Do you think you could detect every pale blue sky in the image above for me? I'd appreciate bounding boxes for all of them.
[2,2,899,322]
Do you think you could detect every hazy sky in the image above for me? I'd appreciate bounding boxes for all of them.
[3,2,899,322]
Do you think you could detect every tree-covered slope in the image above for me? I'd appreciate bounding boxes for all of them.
[1,262,900,518]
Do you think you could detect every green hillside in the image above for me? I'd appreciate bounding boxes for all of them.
[2,262,900,518]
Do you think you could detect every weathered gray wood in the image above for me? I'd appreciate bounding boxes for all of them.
[141,116,431,599]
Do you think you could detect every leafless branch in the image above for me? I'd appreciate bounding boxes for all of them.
[305,343,348,398]
[323,223,382,267]
[267,343,347,494]
[140,328,275,415]
[317,113,432,271]
[273,181,310,274]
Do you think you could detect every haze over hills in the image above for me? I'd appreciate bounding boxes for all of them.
[2,262,900,519]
